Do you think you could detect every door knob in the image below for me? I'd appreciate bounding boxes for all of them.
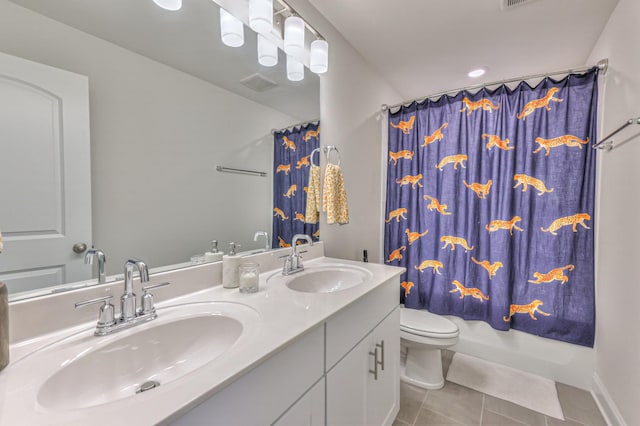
[73,242,87,254]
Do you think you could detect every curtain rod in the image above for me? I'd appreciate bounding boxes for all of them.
[381,58,609,112]
[271,118,320,135]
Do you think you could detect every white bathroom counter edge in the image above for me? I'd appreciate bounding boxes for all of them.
[0,255,404,425]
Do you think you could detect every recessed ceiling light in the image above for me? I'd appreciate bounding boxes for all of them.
[468,68,487,78]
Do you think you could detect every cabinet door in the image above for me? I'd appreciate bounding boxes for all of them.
[367,307,400,426]
[274,378,325,426]
[326,335,370,425]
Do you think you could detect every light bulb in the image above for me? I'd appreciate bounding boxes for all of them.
[284,16,305,58]
[287,55,304,81]
[153,0,182,11]
[310,39,329,74]
[249,0,273,34]
[258,34,278,67]
[220,8,244,48]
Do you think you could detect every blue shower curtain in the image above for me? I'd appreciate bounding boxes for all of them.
[385,70,598,347]
[272,123,320,249]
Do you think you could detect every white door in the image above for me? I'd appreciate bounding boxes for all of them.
[0,52,91,294]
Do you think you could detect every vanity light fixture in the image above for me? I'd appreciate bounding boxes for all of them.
[220,8,245,47]
[468,67,487,78]
[284,15,305,58]
[309,39,328,74]
[286,55,304,81]
[153,0,182,11]
[249,0,273,34]
[258,34,278,67]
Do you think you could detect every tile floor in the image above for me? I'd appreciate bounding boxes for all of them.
[394,351,607,426]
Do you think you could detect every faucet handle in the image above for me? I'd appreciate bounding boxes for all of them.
[141,282,171,315]
[75,295,116,327]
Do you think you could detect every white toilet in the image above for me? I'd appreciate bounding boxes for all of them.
[400,306,460,390]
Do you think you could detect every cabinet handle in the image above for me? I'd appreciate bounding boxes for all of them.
[369,346,379,380]
[377,340,385,371]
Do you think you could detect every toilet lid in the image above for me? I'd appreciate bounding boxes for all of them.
[400,307,459,338]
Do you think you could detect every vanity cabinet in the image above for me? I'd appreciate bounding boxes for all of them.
[171,276,400,426]
[326,307,400,426]
[171,325,325,426]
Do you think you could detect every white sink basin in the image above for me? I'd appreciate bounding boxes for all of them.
[283,264,373,293]
[23,302,260,411]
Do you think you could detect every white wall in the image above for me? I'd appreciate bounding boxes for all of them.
[587,0,640,423]
[287,0,403,264]
[0,1,299,276]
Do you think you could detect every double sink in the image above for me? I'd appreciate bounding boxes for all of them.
[3,261,372,416]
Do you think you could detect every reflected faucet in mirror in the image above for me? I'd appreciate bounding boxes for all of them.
[253,231,270,251]
[84,249,107,284]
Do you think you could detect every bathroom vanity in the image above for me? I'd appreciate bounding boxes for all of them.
[0,243,403,425]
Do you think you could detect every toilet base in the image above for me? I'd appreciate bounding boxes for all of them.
[400,346,445,390]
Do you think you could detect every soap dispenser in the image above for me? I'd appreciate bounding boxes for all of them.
[204,240,224,263]
[222,242,242,288]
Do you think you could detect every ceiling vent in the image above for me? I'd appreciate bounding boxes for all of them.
[501,0,539,10]
[240,73,278,92]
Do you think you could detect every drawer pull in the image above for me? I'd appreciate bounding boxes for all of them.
[369,347,379,380]
[377,340,385,371]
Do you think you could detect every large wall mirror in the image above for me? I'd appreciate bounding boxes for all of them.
[0,0,320,300]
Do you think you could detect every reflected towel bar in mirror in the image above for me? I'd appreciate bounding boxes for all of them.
[216,166,267,177]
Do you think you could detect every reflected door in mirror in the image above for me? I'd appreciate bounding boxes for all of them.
[0,52,92,295]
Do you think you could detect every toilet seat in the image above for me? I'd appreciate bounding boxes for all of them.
[400,307,459,339]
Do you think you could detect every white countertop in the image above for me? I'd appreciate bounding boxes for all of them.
[0,256,403,425]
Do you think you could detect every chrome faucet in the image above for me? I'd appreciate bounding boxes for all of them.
[283,234,313,275]
[75,258,170,336]
[253,230,270,251]
[122,258,149,321]
[84,248,107,284]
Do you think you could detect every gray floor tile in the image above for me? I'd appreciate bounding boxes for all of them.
[393,418,413,426]
[484,395,547,426]
[556,383,606,426]
[397,381,429,425]
[482,409,529,425]
[422,381,484,425]
[415,408,468,426]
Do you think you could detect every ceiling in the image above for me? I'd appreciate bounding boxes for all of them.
[9,0,619,116]
[310,0,619,102]
[9,0,320,121]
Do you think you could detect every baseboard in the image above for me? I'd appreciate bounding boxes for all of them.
[591,373,627,426]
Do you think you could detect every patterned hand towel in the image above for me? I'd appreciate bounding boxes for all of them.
[305,165,321,224]
[322,163,349,224]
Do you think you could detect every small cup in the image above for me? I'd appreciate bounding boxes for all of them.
[238,263,259,293]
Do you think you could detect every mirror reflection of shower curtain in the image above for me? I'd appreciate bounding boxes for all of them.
[385,70,598,347]
[272,123,320,248]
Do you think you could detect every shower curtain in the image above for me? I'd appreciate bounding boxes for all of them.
[272,123,320,249]
[384,70,598,347]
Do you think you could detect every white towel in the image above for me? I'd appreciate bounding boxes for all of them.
[322,163,349,225]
